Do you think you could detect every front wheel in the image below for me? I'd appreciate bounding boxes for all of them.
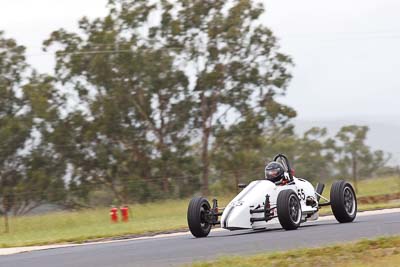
[277,190,302,230]
[330,180,357,223]
[187,197,212,237]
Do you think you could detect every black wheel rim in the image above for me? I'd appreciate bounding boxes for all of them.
[343,187,356,215]
[289,195,301,223]
[200,204,210,230]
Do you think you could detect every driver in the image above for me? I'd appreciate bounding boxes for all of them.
[265,161,286,184]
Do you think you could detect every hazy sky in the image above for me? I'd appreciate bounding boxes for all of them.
[1,0,400,121]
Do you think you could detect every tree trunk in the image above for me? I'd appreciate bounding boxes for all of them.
[162,171,169,194]
[4,212,9,233]
[201,127,210,196]
[234,170,240,194]
[158,137,169,194]
[105,171,125,205]
[110,183,124,204]
[2,197,9,233]
[200,92,210,196]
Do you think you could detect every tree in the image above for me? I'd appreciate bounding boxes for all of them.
[335,125,390,187]
[0,32,67,233]
[44,14,197,202]
[43,0,293,200]
[211,104,296,193]
[291,127,337,181]
[212,113,266,193]
[0,32,32,230]
[115,0,293,195]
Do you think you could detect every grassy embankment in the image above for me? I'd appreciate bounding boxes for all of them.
[190,235,400,267]
[0,176,399,248]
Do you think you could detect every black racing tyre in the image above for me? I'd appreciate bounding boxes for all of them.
[277,190,302,230]
[187,197,212,238]
[330,180,357,223]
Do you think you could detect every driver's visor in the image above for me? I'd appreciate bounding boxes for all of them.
[265,169,279,178]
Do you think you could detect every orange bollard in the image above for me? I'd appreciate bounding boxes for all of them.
[110,207,118,223]
[120,206,129,222]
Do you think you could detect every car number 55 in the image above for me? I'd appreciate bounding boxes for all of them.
[297,189,305,200]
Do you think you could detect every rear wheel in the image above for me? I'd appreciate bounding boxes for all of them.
[187,197,212,237]
[330,180,357,223]
[277,190,302,230]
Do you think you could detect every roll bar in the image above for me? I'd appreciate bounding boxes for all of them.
[273,153,294,181]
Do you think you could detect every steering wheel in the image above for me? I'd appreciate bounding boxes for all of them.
[273,154,294,182]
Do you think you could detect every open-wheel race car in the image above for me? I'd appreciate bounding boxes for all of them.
[187,154,357,238]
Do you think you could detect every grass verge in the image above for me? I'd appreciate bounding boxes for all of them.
[324,176,400,197]
[0,176,399,248]
[190,236,400,267]
[318,201,400,216]
[0,195,235,248]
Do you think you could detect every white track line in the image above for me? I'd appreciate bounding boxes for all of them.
[1,207,399,256]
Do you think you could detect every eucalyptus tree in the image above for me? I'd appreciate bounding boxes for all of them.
[291,127,336,181]
[0,32,30,229]
[44,13,196,202]
[0,33,67,233]
[113,0,294,195]
[335,125,388,191]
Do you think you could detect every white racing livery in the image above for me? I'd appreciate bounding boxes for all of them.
[187,154,357,238]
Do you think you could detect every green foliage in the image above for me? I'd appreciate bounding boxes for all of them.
[0,32,34,215]
[43,7,201,202]
[41,0,294,201]
[0,32,67,215]
[334,125,388,191]
[211,123,390,193]
[0,1,395,210]
[137,0,293,195]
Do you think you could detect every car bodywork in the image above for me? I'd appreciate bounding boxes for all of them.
[221,176,318,230]
[187,154,357,238]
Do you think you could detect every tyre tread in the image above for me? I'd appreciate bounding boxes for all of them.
[330,180,357,223]
[187,197,211,237]
[277,190,301,230]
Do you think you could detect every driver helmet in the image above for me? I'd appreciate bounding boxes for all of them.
[265,161,285,183]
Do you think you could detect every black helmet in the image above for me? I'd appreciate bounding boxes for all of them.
[265,161,285,182]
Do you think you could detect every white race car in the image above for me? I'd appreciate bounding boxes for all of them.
[187,154,357,237]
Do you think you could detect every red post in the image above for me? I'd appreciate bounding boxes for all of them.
[120,206,129,222]
[110,207,118,223]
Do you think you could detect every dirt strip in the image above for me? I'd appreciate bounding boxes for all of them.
[358,192,400,204]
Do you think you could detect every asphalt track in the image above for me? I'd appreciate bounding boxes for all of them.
[0,211,399,267]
